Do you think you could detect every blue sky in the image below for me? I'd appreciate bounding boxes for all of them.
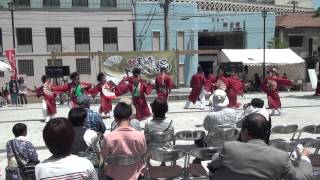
[315,0,320,8]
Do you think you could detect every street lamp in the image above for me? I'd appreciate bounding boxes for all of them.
[8,1,16,49]
[262,8,267,79]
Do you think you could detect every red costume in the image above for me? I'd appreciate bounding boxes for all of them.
[262,76,292,109]
[89,81,116,114]
[115,76,152,120]
[188,73,206,104]
[205,74,217,93]
[36,81,57,116]
[155,73,174,100]
[53,82,92,108]
[226,75,244,108]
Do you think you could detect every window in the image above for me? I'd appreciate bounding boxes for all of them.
[76,58,91,74]
[177,32,184,50]
[43,0,60,7]
[152,31,160,51]
[74,28,89,44]
[72,0,88,7]
[103,28,118,51]
[0,71,4,77]
[17,28,32,45]
[101,0,116,7]
[74,28,90,51]
[16,0,31,7]
[289,36,303,47]
[47,59,63,66]
[46,28,61,45]
[18,60,34,76]
[16,28,33,52]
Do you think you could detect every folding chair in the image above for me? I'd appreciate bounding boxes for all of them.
[147,131,175,150]
[204,126,239,148]
[296,125,320,177]
[175,130,206,151]
[147,149,187,180]
[186,147,221,179]
[104,154,146,180]
[269,124,299,144]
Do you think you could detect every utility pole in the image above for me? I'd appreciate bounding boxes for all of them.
[8,1,16,49]
[262,8,267,79]
[163,0,170,51]
[289,0,298,12]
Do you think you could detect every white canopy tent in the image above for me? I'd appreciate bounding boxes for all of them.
[218,49,306,80]
[0,61,12,72]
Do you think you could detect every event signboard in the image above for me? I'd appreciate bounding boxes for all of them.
[101,51,178,87]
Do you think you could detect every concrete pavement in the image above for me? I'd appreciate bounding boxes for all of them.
[0,90,319,179]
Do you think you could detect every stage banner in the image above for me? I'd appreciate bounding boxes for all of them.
[101,51,178,87]
[5,49,17,80]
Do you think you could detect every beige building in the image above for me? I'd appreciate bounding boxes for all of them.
[0,0,134,88]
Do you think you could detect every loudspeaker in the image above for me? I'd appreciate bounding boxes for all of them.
[45,66,70,78]
[62,66,70,76]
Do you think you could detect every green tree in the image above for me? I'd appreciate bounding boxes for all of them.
[315,7,320,17]
[267,38,288,49]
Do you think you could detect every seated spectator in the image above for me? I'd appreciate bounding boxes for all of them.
[203,89,237,147]
[111,97,141,131]
[237,98,271,144]
[144,97,174,150]
[35,118,98,180]
[77,95,106,134]
[101,102,147,180]
[6,123,39,180]
[208,113,313,180]
[68,107,89,155]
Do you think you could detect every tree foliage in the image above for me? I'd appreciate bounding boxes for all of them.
[267,38,288,49]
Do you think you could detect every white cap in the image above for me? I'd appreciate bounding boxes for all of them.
[209,89,229,107]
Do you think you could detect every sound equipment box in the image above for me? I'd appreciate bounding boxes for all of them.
[45,66,70,78]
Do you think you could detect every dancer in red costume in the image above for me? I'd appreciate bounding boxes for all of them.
[262,68,293,116]
[116,68,152,120]
[89,73,116,116]
[226,69,244,108]
[53,72,92,108]
[314,73,320,96]
[205,69,217,94]
[184,66,206,110]
[155,67,174,100]
[35,75,57,122]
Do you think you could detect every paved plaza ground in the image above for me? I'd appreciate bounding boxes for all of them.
[0,90,319,179]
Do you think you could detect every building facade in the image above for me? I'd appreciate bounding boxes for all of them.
[0,0,133,87]
[135,2,275,85]
[276,13,320,72]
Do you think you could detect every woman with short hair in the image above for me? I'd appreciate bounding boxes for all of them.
[35,118,98,180]
[144,97,174,150]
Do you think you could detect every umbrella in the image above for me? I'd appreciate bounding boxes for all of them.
[0,61,12,72]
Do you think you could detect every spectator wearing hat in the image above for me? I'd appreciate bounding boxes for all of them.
[155,67,174,101]
[77,95,106,134]
[203,89,237,147]
[110,97,141,131]
[237,98,271,144]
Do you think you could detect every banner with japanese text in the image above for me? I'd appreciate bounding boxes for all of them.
[101,51,178,87]
[5,49,17,80]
